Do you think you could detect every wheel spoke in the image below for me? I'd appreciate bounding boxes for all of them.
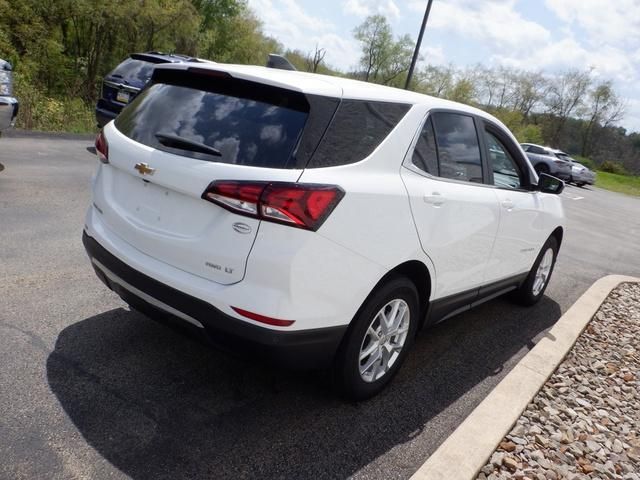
[390,325,409,338]
[367,325,380,342]
[388,300,400,326]
[378,311,389,335]
[359,339,379,361]
[361,348,382,374]
[379,345,390,374]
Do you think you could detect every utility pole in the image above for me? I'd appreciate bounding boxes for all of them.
[404,0,434,90]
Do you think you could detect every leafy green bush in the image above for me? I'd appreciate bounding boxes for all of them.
[599,160,628,175]
[572,155,596,170]
[515,124,543,144]
[14,73,95,133]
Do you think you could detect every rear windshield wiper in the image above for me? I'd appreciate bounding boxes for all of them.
[155,132,222,157]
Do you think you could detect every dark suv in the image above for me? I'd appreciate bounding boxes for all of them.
[95,52,201,128]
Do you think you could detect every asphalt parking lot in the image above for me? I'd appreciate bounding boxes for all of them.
[1,135,639,480]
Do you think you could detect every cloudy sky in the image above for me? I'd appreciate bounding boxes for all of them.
[247,0,640,133]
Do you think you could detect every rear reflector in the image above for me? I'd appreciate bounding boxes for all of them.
[231,307,295,327]
[202,181,344,231]
[95,130,109,164]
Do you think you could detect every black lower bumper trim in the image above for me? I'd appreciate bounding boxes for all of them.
[82,231,347,369]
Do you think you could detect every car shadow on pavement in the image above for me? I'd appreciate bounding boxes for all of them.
[46,296,560,479]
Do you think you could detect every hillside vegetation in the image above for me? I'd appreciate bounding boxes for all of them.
[1,1,639,175]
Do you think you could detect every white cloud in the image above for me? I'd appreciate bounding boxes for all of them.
[416,0,551,52]
[343,0,401,20]
[250,0,332,37]
[421,45,446,66]
[541,0,640,131]
[545,0,640,47]
[496,38,635,82]
[247,0,360,71]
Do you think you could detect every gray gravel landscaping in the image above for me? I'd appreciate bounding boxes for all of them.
[476,282,640,480]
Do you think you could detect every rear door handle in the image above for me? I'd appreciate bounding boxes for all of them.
[424,192,445,207]
[501,199,514,210]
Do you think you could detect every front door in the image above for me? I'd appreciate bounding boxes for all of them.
[481,127,547,282]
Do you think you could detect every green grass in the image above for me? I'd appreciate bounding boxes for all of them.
[595,171,640,197]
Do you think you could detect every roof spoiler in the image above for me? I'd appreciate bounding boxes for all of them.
[266,54,296,71]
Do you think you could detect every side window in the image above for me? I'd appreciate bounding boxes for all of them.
[529,145,544,154]
[411,117,439,175]
[485,131,523,189]
[432,112,483,183]
[309,100,411,168]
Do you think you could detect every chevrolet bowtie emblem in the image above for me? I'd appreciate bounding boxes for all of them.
[134,162,155,176]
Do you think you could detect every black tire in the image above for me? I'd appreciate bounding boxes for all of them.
[534,163,549,175]
[513,236,558,306]
[577,182,585,188]
[333,276,419,401]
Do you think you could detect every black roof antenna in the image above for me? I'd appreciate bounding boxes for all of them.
[266,54,297,71]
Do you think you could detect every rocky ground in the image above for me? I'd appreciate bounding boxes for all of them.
[476,282,640,480]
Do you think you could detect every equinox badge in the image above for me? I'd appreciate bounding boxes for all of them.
[134,162,155,176]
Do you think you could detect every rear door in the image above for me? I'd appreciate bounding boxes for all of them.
[401,111,501,300]
[94,67,340,285]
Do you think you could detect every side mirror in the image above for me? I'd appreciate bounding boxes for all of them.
[537,173,564,195]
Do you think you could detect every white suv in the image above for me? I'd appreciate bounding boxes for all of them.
[84,62,565,399]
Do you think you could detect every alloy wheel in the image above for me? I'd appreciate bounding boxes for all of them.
[358,299,411,383]
[532,248,554,296]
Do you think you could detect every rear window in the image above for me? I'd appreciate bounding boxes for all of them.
[115,77,309,168]
[111,58,156,84]
[308,100,411,168]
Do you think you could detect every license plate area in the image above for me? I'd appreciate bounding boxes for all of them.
[112,173,213,236]
[116,90,131,103]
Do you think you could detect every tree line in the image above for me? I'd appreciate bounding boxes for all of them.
[0,2,638,173]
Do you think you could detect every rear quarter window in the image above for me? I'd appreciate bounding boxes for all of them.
[308,100,411,168]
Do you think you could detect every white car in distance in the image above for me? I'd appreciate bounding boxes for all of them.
[84,62,565,400]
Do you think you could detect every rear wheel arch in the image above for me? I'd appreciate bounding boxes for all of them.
[347,260,431,332]
[535,162,549,173]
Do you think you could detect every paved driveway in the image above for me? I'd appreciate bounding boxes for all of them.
[1,136,639,479]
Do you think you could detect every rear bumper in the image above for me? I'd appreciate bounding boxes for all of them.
[553,168,571,181]
[571,172,595,184]
[95,101,120,128]
[83,231,347,369]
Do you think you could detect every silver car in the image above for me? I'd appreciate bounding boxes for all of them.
[521,143,571,181]
[553,150,596,187]
[0,59,18,133]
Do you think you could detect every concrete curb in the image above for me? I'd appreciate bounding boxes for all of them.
[2,129,95,141]
[411,274,640,480]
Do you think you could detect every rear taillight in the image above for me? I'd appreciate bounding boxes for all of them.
[202,181,344,231]
[95,130,109,164]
